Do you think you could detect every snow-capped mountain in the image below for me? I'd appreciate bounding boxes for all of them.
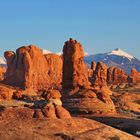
[108,48,134,61]
[0,57,6,67]
[84,48,140,73]
[42,49,62,55]
[42,49,52,54]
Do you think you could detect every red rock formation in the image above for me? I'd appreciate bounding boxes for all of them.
[62,38,90,89]
[4,45,51,90]
[107,67,128,84]
[0,67,6,81]
[44,53,63,89]
[55,105,71,119]
[92,62,107,88]
[91,61,96,73]
[40,89,71,119]
[128,68,140,83]
[12,90,23,100]
[42,105,57,119]
[0,85,15,100]
[87,68,93,78]
[113,68,128,84]
[88,62,96,79]
[90,62,116,112]
[42,89,62,106]
[119,92,140,113]
[107,67,115,84]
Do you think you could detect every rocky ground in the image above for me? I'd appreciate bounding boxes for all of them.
[0,84,139,139]
[71,86,140,139]
[0,106,139,140]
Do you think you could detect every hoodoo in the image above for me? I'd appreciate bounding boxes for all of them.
[62,38,90,89]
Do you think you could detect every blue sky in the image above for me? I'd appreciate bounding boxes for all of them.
[0,0,140,58]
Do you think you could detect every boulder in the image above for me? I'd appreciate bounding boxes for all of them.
[33,109,44,119]
[0,85,15,100]
[42,105,57,119]
[55,105,71,119]
[12,90,23,100]
[42,89,62,100]
[79,90,97,98]
[97,87,113,104]
[42,89,71,119]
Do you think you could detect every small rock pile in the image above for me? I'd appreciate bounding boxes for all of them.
[34,89,71,119]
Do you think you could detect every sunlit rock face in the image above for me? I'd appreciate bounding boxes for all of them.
[3,45,51,90]
[62,38,90,89]
[44,53,63,89]
[107,67,128,84]
[92,62,107,88]
[0,67,6,81]
[128,68,140,83]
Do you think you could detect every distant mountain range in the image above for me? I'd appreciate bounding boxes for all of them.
[1,48,140,73]
[84,48,140,73]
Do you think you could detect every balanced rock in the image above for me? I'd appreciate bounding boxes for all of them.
[42,89,62,106]
[62,38,90,89]
[42,89,71,119]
